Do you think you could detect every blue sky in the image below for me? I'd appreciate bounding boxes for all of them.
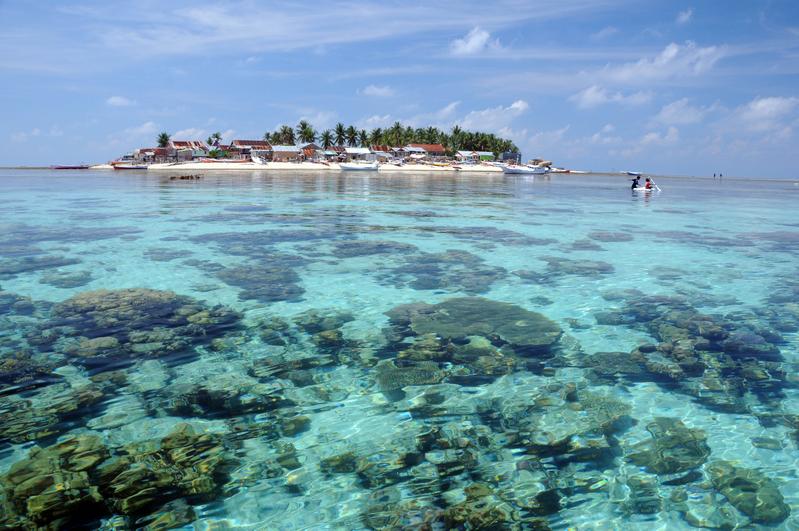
[1,0,798,177]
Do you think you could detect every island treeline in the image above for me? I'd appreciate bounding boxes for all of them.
[262,120,519,154]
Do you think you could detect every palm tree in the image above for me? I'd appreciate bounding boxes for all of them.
[369,128,383,146]
[263,132,273,143]
[157,132,171,148]
[297,120,316,144]
[296,120,316,144]
[345,125,358,147]
[334,122,346,146]
[206,131,222,147]
[320,130,333,149]
[277,125,295,145]
[388,122,403,146]
[358,129,369,147]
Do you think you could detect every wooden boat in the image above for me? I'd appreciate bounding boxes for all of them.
[112,163,148,170]
[502,164,547,175]
[340,161,378,171]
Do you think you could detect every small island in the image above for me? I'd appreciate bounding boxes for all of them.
[105,121,571,174]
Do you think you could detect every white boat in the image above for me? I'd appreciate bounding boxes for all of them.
[502,164,548,175]
[251,154,266,165]
[339,161,378,171]
[625,171,642,176]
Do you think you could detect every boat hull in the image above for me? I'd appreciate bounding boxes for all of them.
[340,162,378,171]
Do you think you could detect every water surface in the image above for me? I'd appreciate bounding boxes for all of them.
[1,170,798,529]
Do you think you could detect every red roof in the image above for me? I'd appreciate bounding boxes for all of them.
[231,140,272,149]
[408,143,446,153]
[370,145,391,152]
[170,140,208,150]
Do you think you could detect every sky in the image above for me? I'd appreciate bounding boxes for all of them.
[1,0,798,177]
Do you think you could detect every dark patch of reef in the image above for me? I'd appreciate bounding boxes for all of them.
[0,424,236,530]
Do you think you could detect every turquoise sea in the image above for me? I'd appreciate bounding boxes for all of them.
[1,169,798,530]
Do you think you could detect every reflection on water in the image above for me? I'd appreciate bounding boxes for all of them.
[1,170,798,529]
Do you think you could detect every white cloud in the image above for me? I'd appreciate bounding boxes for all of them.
[298,110,336,130]
[603,41,725,84]
[456,100,528,131]
[590,124,621,144]
[106,95,135,107]
[591,26,618,40]
[527,125,570,154]
[10,128,41,142]
[49,125,64,137]
[676,8,693,25]
[124,121,158,136]
[620,126,680,156]
[359,84,394,97]
[570,85,653,109]
[450,27,501,56]
[736,96,799,132]
[654,98,707,124]
[357,114,393,129]
[173,127,206,139]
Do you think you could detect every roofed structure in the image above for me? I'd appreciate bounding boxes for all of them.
[170,140,208,151]
[231,140,272,150]
[408,143,446,155]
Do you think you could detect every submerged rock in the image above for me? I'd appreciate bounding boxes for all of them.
[706,461,790,524]
[38,270,94,289]
[375,359,445,392]
[0,434,109,529]
[627,418,710,474]
[390,297,562,353]
[36,288,240,367]
[0,384,105,443]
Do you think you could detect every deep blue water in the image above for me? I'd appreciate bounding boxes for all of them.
[1,170,798,529]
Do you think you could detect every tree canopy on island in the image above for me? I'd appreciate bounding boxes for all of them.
[263,121,519,154]
[157,132,171,148]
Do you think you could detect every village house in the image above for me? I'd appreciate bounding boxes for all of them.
[408,143,446,158]
[170,140,209,161]
[133,147,170,163]
[230,140,272,160]
[344,147,372,162]
[300,143,322,161]
[271,145,302,162]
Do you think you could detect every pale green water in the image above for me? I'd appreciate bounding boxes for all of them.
[1,170,798,529]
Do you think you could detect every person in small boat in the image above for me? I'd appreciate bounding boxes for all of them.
[644,177,653,189]
[630,176,641,189]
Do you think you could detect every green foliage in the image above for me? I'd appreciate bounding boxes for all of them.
[320,130,333,149]
[157,132,171,148]
[261,121,519,154]
[206,131,222,146]
[207,149,227,159]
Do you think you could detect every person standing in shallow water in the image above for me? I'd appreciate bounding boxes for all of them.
[630,176,640,190]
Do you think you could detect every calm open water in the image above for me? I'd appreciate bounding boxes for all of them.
[1,170,798,530]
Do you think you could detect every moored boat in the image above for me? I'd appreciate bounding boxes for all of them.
[502,164,547,175]
[340,161,378,171]
[52,165,89,170]
[112,163,148,170]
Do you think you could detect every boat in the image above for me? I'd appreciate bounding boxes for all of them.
[502,164,548,175]
[625,171,642,176]
[51,165,89,170]
[112,163,148,170]
[251,154,267,165]
[339,161,378,171]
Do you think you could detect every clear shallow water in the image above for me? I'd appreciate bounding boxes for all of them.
[1,170,798,529]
